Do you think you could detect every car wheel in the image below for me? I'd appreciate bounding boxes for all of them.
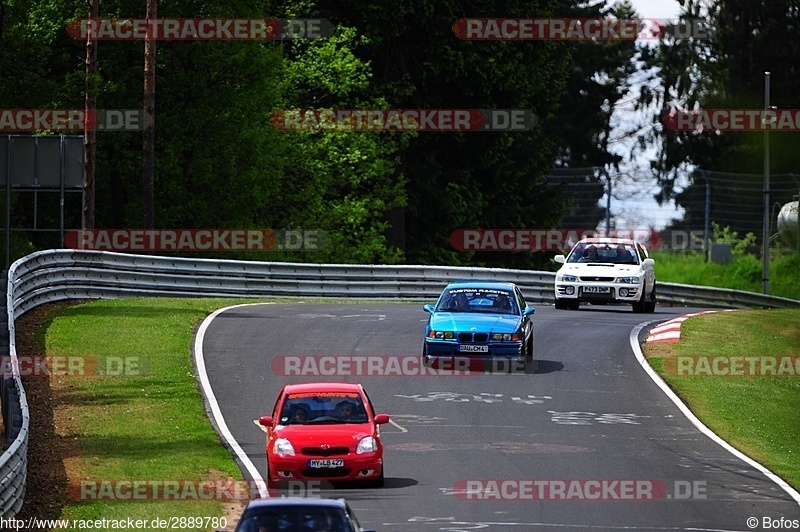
[567,300,580,310]
[265,464,280,493]
[554,299,568,310]
[369,466,385,488]
[644,283,657,313]
[632,290,647,313]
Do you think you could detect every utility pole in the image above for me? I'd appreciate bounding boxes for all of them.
[761,72,770,294]
[142,0,157,229]
[83,0,98,232]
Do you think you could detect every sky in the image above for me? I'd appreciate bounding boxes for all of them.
[603,0,685,231]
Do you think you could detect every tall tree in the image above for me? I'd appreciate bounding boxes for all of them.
[640,0,800,238]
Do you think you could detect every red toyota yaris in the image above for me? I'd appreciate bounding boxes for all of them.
[259,382,390,488]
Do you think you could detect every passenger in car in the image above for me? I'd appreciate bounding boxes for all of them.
[580,245,598,262]
[616,246,634,263]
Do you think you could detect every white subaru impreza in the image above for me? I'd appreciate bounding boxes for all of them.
[553,238,656,313]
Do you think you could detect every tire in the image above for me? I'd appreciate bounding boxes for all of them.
[369,466,385,488]
[644,283,657,313]
[265,463,280,493]
[554,299,568,310]
[523,335,533,361]
[567,300,580,310]
[632,289,647,313]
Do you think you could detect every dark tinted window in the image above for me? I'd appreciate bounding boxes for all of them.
[237,505,355,532]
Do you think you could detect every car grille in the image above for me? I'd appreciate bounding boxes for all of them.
[579,276,614,282]
[302,447,350,457]
[458,332,488,343]
[301,468,352,478]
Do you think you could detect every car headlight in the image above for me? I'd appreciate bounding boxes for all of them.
[491,333,520,341]
[356,436,378,454]
[428,331,455,339]
[557,273,578,282]
[615,276,642,284]
[273,438,296,457]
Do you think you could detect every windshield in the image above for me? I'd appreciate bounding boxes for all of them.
[567,243,639,265]
[435,288,518,315]
[280,392,368,424]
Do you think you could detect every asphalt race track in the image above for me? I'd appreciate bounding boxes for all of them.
[196,302,800,531]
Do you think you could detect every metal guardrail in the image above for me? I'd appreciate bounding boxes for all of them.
[2,248,799,516]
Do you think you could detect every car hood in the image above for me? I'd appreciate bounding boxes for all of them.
[272,424,376,447]
[429,312,521,332]
[558,263,643,277]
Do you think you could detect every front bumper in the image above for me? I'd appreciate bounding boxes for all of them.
[423,339,525,372]
[268,453,383,483]
[554,282,643,303]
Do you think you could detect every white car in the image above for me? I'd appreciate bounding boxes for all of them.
[553,238,656,313]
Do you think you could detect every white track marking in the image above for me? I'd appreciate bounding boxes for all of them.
[194,303,268,498]
[389,419,408,433]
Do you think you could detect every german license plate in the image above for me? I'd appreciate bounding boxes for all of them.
[460,344,489,353]
[308,459,344,469]
[582,286,611,294]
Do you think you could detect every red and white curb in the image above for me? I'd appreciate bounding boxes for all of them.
[644,310,730,344]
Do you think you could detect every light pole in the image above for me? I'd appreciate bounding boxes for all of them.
[761,72,770,294]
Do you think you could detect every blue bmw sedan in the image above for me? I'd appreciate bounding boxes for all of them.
[422,281,535,373]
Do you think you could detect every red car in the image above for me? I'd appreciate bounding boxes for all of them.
[259,382,390,488]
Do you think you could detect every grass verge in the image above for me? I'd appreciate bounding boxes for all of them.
[650,251,800,301]
[17,298,272,532]
[644,308,800,490]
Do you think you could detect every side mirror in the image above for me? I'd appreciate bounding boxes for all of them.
[523,307,535,316]
[643,258,655,266]
[374,414,390,425]
[423,304,434,313]
[258,416,273,427]
[554,254,566,264]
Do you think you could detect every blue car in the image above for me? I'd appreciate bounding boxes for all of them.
[422,281,535,373]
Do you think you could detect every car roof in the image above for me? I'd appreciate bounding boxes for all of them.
[444,280,516,290]
[577,237,639,246]
[283,382,363,394]
[243,497,348,511]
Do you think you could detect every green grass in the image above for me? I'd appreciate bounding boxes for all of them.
[651,251,800,301]
[45,298,269,531]
[645,309,800,490]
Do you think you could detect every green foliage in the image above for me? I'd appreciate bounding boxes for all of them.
[643,0,800,240]
[272,25,409,263]
[712,222,756,257]
[1,0,645,266]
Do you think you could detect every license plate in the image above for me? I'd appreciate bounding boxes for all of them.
[308,459,344,469]
[582,286,611,294]
[460,344,489,353]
